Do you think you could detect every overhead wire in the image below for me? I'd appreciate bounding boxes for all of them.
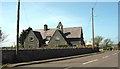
[21,2,97,30]
[92,0,98,36]
[93,0,98,9]
[85,0,98,41]
[86,0,98,29]
[22,3,31,28]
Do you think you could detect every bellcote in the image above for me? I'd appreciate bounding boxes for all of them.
[57,22,63,32]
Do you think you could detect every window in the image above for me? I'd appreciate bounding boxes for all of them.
[55,37,60,41]
[29,36,34,42]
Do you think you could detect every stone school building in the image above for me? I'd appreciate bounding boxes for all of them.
[24,22,85,48]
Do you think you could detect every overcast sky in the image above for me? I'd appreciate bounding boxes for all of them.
[0,1,118,47]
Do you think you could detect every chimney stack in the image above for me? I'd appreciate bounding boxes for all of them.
[44,24,48,31]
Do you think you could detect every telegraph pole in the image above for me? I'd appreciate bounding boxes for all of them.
[16,0,20,55]
[92,8,95,49]
[0,27,1,39]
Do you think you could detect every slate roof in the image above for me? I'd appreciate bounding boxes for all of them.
[33,31,43,40]
[35,27,82,39]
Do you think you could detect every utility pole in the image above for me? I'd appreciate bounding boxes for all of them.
[0,27,2,42]
[0,27,1,39]
[92,8,95,49]
[16,0,20,55]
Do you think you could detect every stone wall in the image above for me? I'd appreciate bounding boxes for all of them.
[2,48,99,64]
[0,50,2,65]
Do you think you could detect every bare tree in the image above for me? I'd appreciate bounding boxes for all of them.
[103,39,113,47]
[0,28,8,45]
[118,41,120,50]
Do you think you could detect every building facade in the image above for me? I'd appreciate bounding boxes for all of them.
[24,22,85,48]
[24,30,44,49]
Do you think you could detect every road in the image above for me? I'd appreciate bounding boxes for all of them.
[19,51,119,68]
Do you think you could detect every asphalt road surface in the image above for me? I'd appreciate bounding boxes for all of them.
[20,51,119,67]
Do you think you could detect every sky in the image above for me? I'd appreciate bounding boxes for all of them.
[0,1,119,47]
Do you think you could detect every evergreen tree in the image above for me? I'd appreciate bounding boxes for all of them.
[19,27,32,46]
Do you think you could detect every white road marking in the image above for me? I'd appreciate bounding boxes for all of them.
[102,55,109,59]
[82,59,98,65]
[112,53,117,55]
[64,66,71,69]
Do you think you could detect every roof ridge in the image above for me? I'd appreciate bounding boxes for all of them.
[35,27,82,30]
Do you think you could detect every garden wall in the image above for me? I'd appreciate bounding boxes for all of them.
[2,48,99,64]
